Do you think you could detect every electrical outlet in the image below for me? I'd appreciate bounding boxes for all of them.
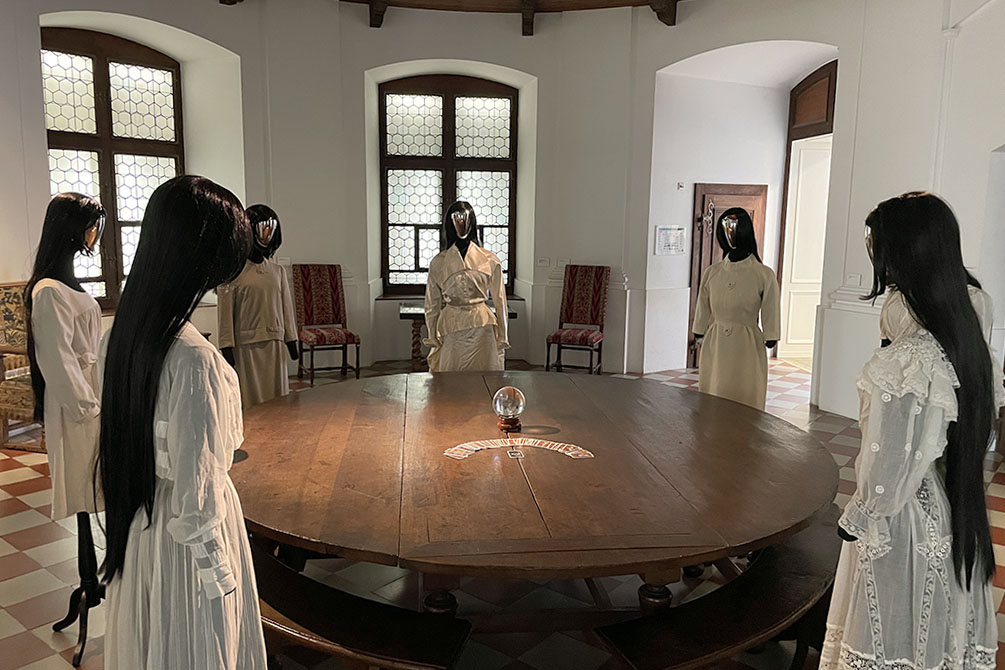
[536,257,550,267]
[557,258,570,267]
[845,273,862,287]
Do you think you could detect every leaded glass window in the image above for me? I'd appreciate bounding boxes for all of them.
[40,28,184,308]
[379,75,517,294]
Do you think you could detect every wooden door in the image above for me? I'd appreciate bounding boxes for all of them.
[687,184,768,368]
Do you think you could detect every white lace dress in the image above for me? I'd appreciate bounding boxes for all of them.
[821,327,1003,670]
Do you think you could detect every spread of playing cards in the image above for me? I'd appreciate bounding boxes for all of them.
[444,438,594,460]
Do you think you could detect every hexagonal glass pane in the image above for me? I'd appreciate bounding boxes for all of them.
[387,170,442,226]
[388,271,428,285]
[47,149,100,198]
[387,226,415,272]
[41,50,96,134]
[385,94,442,157]
[455,96,511,159]
[418,227,440,270]
[114,154,177,222]
[109,62,176,141]
[82,281,106,299]
[455,171,510,227]
[120,225,141,277]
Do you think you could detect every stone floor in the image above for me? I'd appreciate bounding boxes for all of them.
[2,360,1005,669]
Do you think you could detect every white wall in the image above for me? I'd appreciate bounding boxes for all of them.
[0,0,1003,416]
[643,74,789,372]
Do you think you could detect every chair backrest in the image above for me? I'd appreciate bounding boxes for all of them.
[292,264,348,329]
[0,282,28,354]
[558,265,611,331]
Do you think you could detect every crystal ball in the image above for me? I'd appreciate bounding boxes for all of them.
[492,386,526,419]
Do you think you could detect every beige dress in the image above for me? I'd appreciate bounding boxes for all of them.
[217,260,297,407]
[423,243,509,372]
[692,256,780,409]
[31,279,102,519]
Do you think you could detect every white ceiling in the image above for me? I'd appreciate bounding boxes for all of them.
[661,41,839,89]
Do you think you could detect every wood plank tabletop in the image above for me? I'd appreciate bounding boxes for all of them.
[231,372,838,580]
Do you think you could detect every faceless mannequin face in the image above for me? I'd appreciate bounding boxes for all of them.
[83,216,104,252]
[255,218,277,247]
[721,215,739,250]
[452,210,470,239]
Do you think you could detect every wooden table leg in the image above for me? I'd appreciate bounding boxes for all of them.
[422,573,460,615]
[410,321,424,372]
[638,568,680,613]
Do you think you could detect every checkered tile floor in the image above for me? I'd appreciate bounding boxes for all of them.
[2,361,1005,669]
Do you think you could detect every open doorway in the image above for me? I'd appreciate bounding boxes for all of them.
[775,61,837,373]
[642,41,839,374]
[777,135,832,370]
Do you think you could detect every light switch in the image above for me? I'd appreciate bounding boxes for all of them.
[845,273,862,287]
[677,182,685,190]
[536,257,550,267]
[557,258,570,268]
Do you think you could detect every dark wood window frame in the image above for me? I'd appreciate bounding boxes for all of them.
[379,75,518,295]
[41,27,185,310]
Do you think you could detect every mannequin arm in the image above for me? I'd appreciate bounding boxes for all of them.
[221,347,236,367]
[286,341,299,360]
[765,340,777,349]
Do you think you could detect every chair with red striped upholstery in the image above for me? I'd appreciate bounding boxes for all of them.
[545,264,611,375]
[292,264,360,384]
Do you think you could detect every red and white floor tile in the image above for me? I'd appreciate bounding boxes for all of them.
[2,361,1005,669]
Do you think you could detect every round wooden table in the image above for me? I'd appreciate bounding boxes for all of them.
[231,371,838,613]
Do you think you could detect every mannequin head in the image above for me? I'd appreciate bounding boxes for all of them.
[100,175,251,582]
[444,200,480,250]
[715,207,760,262]
[864,191,994,588]
[25,192,105,422]
[247,203,282,261]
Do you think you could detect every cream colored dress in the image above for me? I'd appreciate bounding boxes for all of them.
[31,279,102,519]
[692,256,780,409]
[821,291,1002,670]
[101,322,267,670]
[217,259,297,407]
[423,243,509,372]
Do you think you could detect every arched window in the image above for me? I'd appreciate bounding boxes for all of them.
[40,27,184,308]
[379,75,517,294]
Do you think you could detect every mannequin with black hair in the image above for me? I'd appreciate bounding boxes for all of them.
[217,204,298,407]
[25,193,106,663]
[99,176,267,669]
[691,207,780,409]
[423,200,509,371]
[821,192,1001,670]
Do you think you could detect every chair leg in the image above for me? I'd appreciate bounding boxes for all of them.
[556,345,563,373]
[297,342,304,380]
[355,343,360,379]
[596,342,603,375]
[0,413,8,447]
[545,343,551,372]
[589,348,594,375]
[788,640,810,670]
[341,344,348,377]
[309,347,316,387]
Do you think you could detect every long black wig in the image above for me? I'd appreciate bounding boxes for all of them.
[99,175,251,582]
[864,191,995,588]
[25,193,105,422]
[443,200,480,250]
[247,203,282,260]
[716,207,761,262]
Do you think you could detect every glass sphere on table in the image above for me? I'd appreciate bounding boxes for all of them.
[493,386,526,418]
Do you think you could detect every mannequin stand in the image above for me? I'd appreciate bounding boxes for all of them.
[52,512,104,667]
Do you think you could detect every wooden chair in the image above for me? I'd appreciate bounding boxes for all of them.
[291,264,361,384]
[596,504,840,670]
[545,264,611,375]
[250,540,471,670]
[0,282,42,451]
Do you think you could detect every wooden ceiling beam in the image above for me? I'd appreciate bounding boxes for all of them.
[370,0,388,28]
[522,0,536,36]
[649,0,678,26]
